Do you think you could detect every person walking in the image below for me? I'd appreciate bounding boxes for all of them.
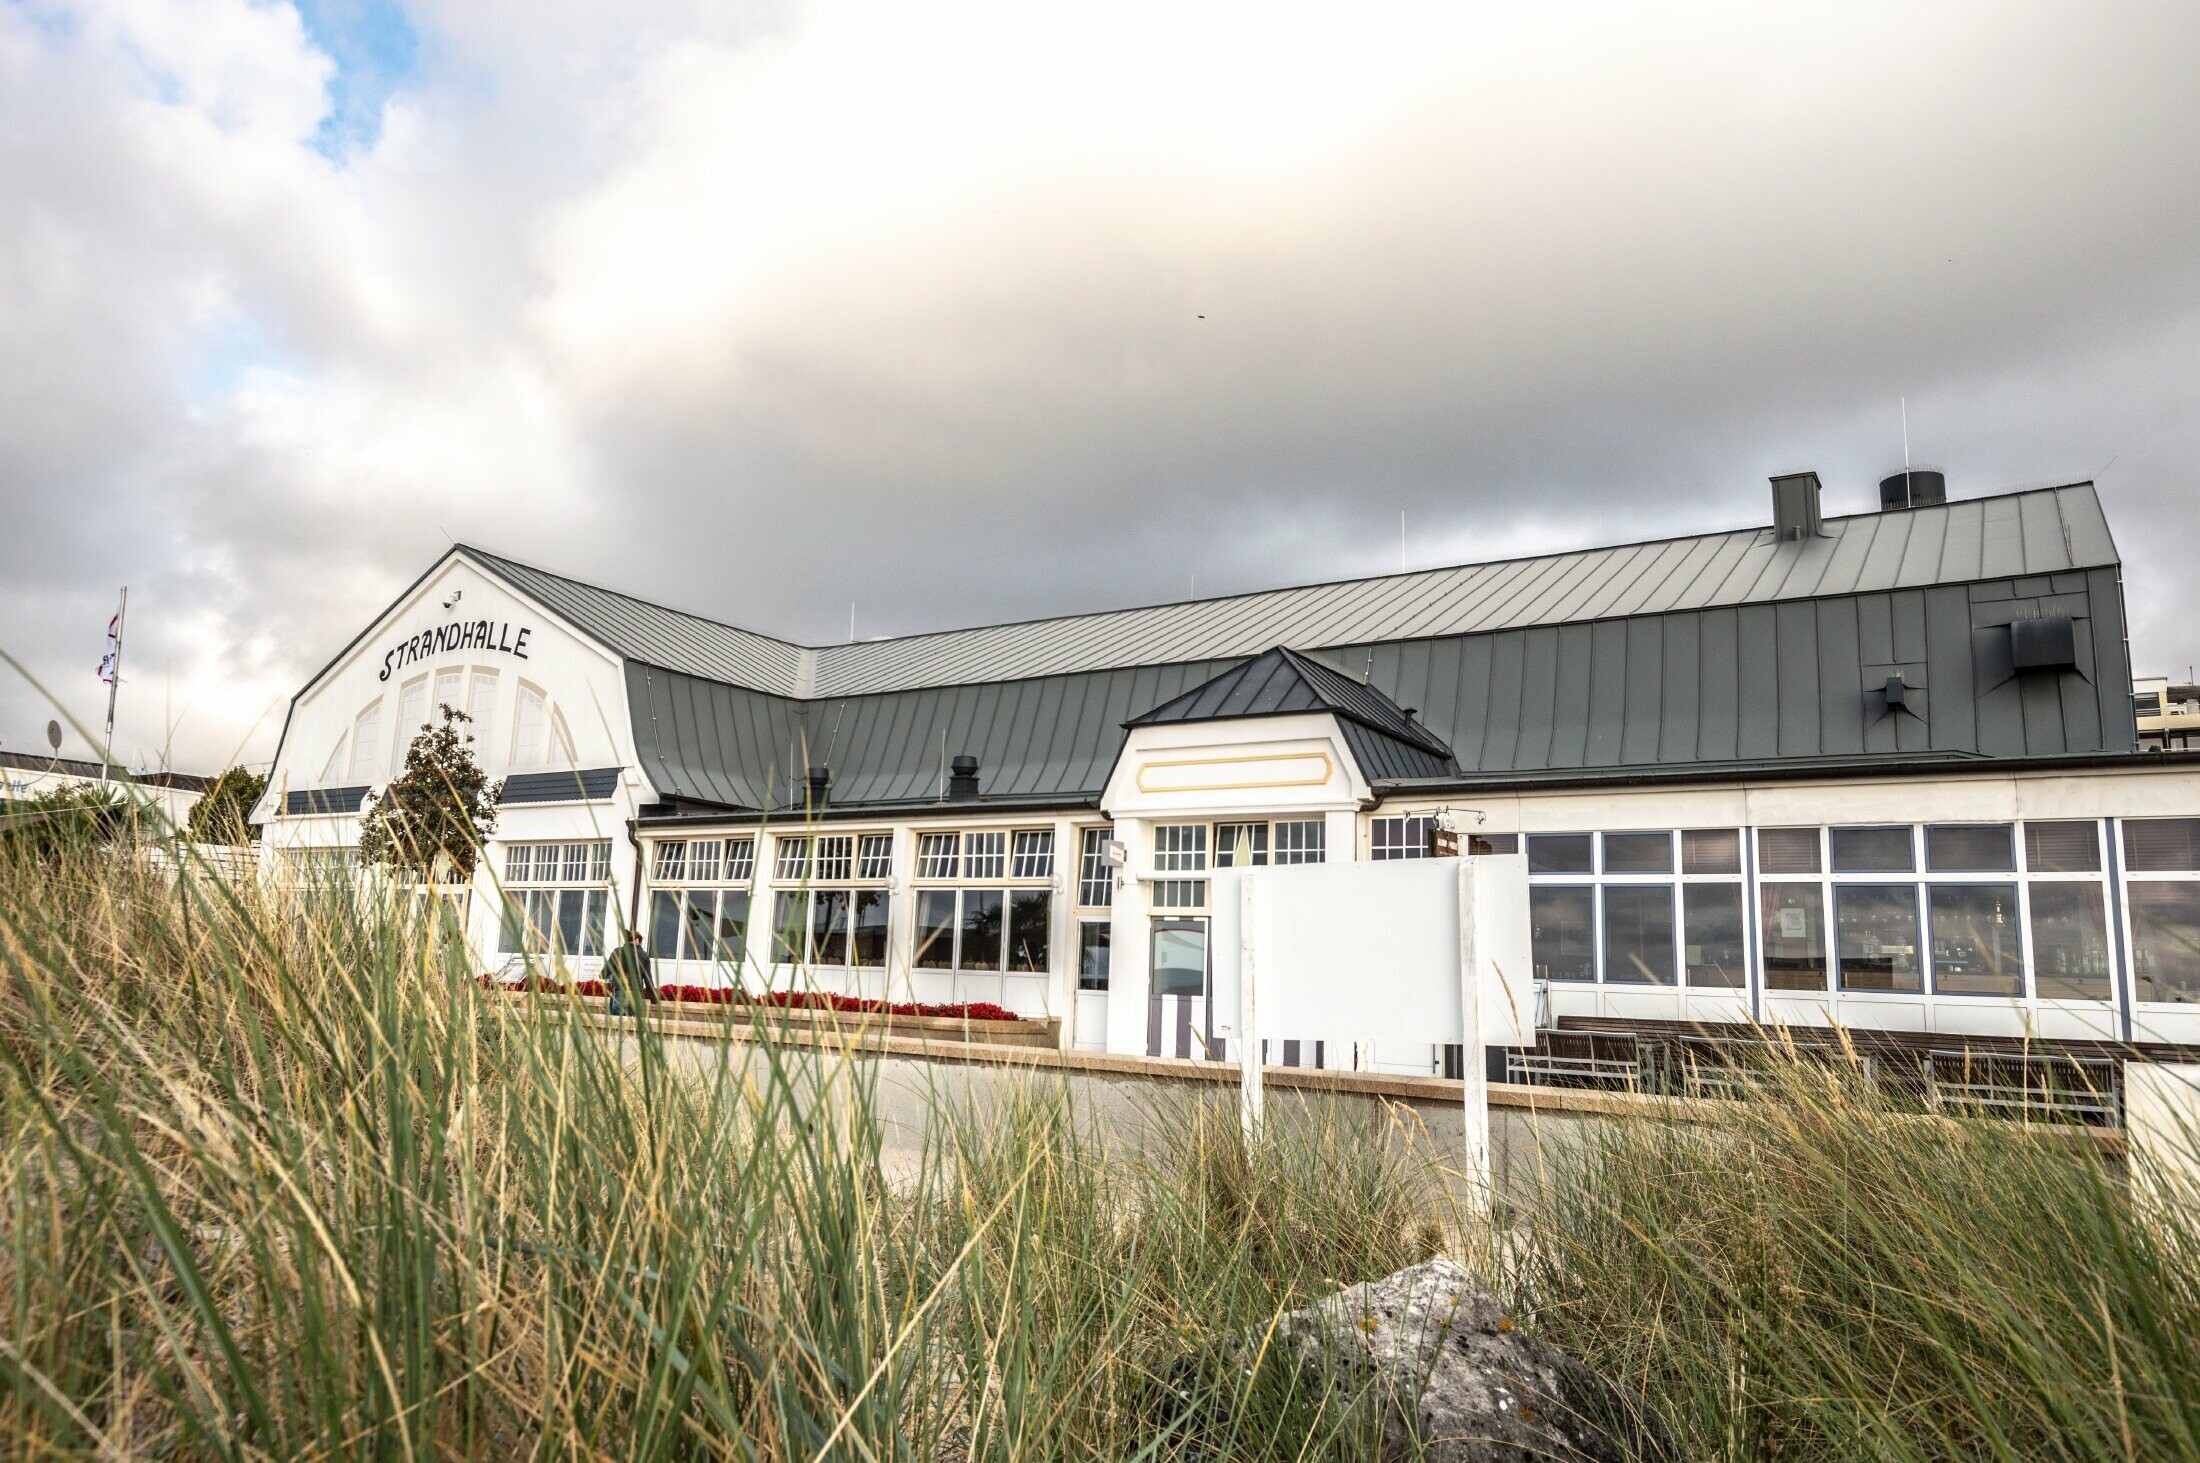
[604,928,655,1017]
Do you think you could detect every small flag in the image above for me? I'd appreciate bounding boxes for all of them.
[98,613,120,685]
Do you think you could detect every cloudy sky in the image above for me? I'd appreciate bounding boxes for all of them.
[2,0,2196,774]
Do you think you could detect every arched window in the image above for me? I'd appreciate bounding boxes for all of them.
[393,679,427,765]
[511,684,548,770]
[319,734,347,782]
[348,700,383,783]
[550,706,577,768]
[467,671,498,745]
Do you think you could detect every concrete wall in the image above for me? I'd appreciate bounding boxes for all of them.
[614,1020,1637,1215]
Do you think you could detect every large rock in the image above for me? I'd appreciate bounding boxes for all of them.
[1256,1257,1665,1462]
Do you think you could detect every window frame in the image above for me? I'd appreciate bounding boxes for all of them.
[765,827,896,970]
[2120,816,2200,1007]
[1523,830,1746,990]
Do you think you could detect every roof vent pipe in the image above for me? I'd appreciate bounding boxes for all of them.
[947,754,980,800]
[1770,471,1825,541]
[804,764,830,809]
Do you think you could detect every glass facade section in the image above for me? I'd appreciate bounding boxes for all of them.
[1527,834,1593,874]
[1602,885,1675,984]
[1926,824,2015,873]
[1928,884,2021,995]
[1831,826,1914,873]
[1683,884,1747,987]
[2130,883,2200,1003]
[914,890,957,970]
[1530,886,1595,982]
[1601,832,1671,874]
[1008,890,1052,973]
[1760,884,1827,990]
[1681,829,1742,875]
[2027,882,2111,1001]
[1835,885,1921,991]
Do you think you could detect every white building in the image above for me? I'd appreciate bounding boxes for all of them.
[1,750,211,829]
[256,472,2200,1064]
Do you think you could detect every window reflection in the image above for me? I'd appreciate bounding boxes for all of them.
[1008,890,1051,973]
[959,890,1004,970]
[1602,885,1675,984]
[2130,883,2200,1004]
[914,890,957,970]
[1531,886,1595,982]
[1760,885,1826,991]
[1152,921,1207,996]
[1683,884,1746,987]
[851,890,887,969]
[1836,885,1921,992]
[1928,884,2020,996]
[1077,922,1111,991]
[2027,882,2110,1001]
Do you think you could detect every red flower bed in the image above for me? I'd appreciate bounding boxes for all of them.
[479,972,1018,1023]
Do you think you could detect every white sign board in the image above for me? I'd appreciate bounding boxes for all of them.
[1235,856,1530,1048]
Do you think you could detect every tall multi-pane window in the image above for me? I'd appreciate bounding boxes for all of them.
[766,831,890,969]
[1075,826,1112,992]
[1757,828,1827,991]
[393,679,427,762]
[432,668,463,718]
[510,686,548,769]
[649,838,756,966]
[1152,824,1208,911]
[1527,830,1743,989]
[499,840,612,957]
[2125,818,2200,1005]
[1212,819,1328,869]
[1680,829,1747,987]
[2025,821,2111,1001]
[911,827,1054,975]
[1077,827,1114,908]
[467,671,498,743]
[348,700,383,782]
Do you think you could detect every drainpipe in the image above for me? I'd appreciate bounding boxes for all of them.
[623,816,645,940]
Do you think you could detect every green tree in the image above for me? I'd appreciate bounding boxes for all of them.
[184,766,269,846]
[357,706,501,880]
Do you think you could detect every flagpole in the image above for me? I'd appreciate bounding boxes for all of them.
[102,587,126,784]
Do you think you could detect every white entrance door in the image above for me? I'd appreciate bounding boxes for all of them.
[1148,917,1217,1059]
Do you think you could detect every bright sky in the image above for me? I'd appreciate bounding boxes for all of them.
[3,0,2197,773]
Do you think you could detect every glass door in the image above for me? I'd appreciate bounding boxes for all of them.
[1148,918,1214,1059]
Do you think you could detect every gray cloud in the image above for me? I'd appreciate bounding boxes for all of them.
[3,0,2197,772]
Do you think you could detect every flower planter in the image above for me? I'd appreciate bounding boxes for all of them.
[482,976,1060,1050]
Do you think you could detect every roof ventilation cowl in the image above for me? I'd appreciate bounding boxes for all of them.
[1879,468,1947,511]
[1770,471,1825,542]
[947,754,980,800]
[804,764,831,810]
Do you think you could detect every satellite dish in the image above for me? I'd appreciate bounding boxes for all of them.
[45,720,62,752]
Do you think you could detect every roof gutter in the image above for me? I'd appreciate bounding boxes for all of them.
[636,793,1102,830]
[1371,749,2200,799]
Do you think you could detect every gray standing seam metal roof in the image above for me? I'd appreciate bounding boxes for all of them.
[627,658,1245,811]
[460,484,2116,701]
[1128,646,1458,761]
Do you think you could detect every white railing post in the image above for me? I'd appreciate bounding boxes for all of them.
[1458,857,1492,1200]
[1239,874,1264,1143]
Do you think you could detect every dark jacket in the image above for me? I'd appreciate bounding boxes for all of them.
[605,940,655,1001]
